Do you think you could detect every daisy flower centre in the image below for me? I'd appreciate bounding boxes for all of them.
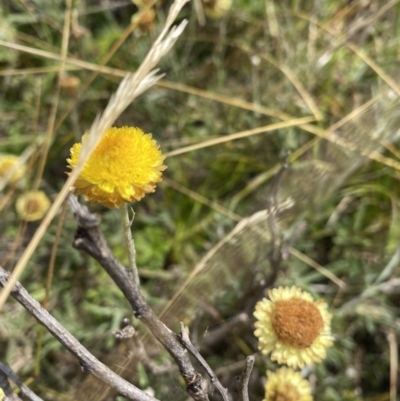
[272,298,323,348]
[26,199,41,214]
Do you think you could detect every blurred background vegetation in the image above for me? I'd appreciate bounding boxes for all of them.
[1,0,400,400]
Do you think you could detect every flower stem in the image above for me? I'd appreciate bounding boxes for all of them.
[120,204,140,286]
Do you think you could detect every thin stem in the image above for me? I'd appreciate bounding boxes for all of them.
[120,204,140,285]
[236,355,255,401]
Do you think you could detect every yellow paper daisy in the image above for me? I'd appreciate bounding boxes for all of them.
[67,126,166,208]
[0,154,26,183]
[254,286,333,369]
[16,190,51,222]
[264,367,313,401]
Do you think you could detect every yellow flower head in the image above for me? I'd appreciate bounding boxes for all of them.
[202,0,232,19]
[254,286,333,369]
[0,154,26,183]
[16,190,51,222]
[67,126,166,208]
[264,367,313,401]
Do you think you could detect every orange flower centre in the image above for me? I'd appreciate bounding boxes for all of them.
[26,199,41,214]
[270,383,299,401]
[272,298,323,348]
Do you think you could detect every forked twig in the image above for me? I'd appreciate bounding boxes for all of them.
[178,323,229,401]
[68,195,209,401]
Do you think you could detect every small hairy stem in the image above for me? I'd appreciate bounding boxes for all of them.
[120,204,140,285]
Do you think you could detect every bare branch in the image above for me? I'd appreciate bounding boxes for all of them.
[0,363,43,401]
[68,195,210,401]
[0,367,16,400]
[178,323,229,401]
[0,267,159,401]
